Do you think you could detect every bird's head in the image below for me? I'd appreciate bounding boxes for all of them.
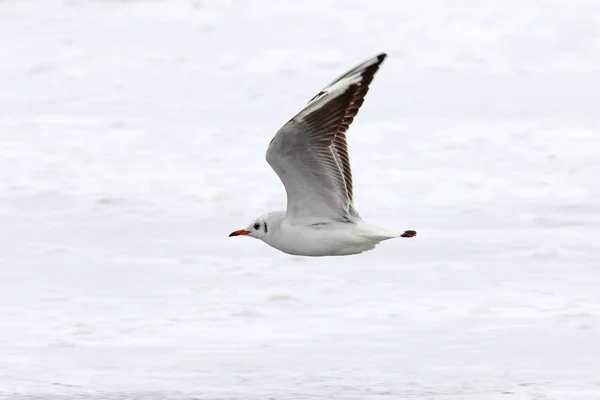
[229,212,281,241]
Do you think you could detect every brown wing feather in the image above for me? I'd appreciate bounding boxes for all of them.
[325,57,384,203]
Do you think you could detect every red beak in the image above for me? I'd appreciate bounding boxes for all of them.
[229,229,250,237]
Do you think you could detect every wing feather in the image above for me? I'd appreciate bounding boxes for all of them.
[266,53,387,224]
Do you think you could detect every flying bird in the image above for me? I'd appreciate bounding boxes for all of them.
[229,53,416,256]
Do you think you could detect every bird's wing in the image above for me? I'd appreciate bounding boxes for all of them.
[266,53,387,224]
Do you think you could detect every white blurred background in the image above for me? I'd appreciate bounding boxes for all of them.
[1,1,599,398]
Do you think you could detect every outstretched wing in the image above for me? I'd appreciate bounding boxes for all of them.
[266,53,387,224]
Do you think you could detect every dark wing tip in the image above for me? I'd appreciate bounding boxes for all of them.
[375,52,387,63]
[401,230,417,238]
[307,52,388,104]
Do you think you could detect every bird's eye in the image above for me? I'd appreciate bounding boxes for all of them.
[253,223,260,230]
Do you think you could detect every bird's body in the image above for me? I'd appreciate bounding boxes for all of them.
[229,52,416,256]
[249,211,404,256]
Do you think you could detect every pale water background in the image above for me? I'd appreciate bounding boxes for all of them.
[1,0,600,399]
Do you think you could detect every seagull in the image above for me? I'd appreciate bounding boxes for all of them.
[229,53,416,256]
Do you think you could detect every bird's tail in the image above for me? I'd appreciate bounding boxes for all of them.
[359,225,417,242]
[400,230,417,238]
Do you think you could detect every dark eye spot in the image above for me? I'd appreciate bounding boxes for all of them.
[253,223,260,230]
[264,222,268,233]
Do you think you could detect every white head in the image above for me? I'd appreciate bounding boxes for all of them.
[228,211,284,242]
